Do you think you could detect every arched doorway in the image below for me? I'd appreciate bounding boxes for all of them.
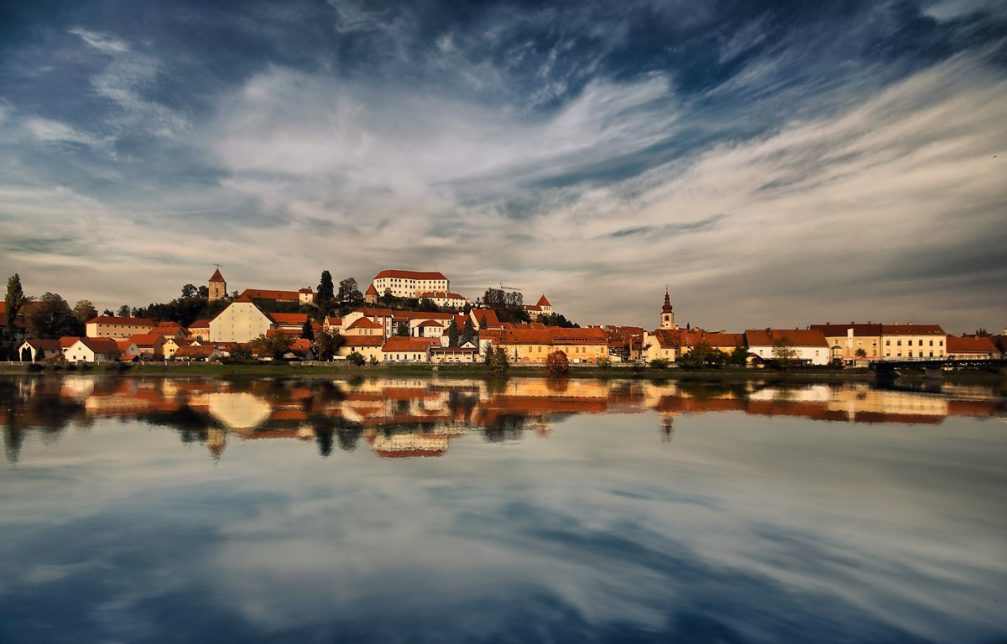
[20,346,32,363]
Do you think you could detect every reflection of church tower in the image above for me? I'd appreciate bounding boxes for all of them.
[660,288,677,330]
[661,413,674,442]
[209,269,227,302]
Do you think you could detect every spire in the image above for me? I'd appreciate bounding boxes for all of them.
[662,287,673,313]
[209,268,225,283]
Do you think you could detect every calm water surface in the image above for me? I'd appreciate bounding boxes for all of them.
[1,375,1006,643]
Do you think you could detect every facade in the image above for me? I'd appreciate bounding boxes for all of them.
[65,337,121,363]
[129,333,166,358]
[188,319,211,341]
[498,327,610,364]
[208,299,273,343]
[336,335,383,362]
[809,323,883,363]
[417,291,468,308]
[879,324,946,360]
[744,329,830,365]
[343,316,384,336]
[371,269,449,299]
[208,269,227,302]
[430,342,480,364]
[946,335,997,359]
[381,337,439,363]
[85,315,154,339]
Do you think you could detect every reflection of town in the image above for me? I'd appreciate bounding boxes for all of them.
[3,376,1005,462]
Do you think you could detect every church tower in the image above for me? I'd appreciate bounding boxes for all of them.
[660,288,677,330]
[208,268,227,302]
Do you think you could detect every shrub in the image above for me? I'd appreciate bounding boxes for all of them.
[347,351,366,366]
[597,356,612,369]
[546,350,569,376]
[650,358,670,369]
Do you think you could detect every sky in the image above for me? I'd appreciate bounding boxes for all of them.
[0,0,1005,332]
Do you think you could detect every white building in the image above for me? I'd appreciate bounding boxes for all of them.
[371,270,449,299]
[208,298,273,343]
[744,329,830,366]
[65,337,121,364]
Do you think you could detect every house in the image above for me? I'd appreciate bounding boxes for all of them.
[524,294,553,320]
[704,332,747,356]
[809,323,884,363]
[188,319,211,341]
[323,316,343,334]
[946,335,998,360]
[58,336,80,355]
[342,316,384,336]
[128,333,167,359]
[267,312,309,334]
[430,342,480,364]
[381,337,439,363]
[65,337,121,363]
[17,339,62,363]
[498,327,610,364]
[604,326,645,363]
[160,337,189,360]
[744,329,830,365]
[417,291,468,308]
[336,335,383,362]
[879,324,946,360]
[208,297,273,343]
[370,269,449,299]
[364,283,379,304]
[238,287,315,306]
[285,338,315,361]
[115,338,140,357]
[85,315,154,339]
[173,344,222,362]
[416,319,446,338]
[470,308,502,331]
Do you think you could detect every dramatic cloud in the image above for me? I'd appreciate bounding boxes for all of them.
[0,0,1004,330]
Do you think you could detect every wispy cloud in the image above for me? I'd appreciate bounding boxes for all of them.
[68,27,130,53]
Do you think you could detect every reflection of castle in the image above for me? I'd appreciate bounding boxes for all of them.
[2,375,1004,463]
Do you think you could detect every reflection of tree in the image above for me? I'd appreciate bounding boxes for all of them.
[4,412,22,463]
[483,415,527,442]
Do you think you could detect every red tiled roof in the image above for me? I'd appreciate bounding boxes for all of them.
[174,345,217,359]
[325,316,343,326]
[268,312,309,325]
[472,309,501,329]
[704,332,746,348]
[391,311,454,320]
[880,323,946,335]
[188,319,210,329]
[382,337,440,352]
[501,327,607,346]
[129,333,166,348]
[115,339,135,352]
[810,323,883,337]
[946,335,997,354]
[239,288,302,301]
[80,337,121,355]
[417,291,466,300]
[361,307,394,317]
[346,317,383,330]
[86,315,154,326]
[209,269,226,283]
[288,338,313,353]
[536,294,551,306]
[745,329,829,348]
[59,336,80,348]
[365,283,379,295]
[373,269,448,281]
[417,320,443,327]
[22,338,61,351]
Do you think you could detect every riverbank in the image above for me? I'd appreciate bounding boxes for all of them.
[2,361,1005,384]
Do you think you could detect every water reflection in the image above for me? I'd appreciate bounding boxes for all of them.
[3,375,1004,462]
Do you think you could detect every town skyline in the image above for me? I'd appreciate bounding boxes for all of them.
[1,1,1005,331]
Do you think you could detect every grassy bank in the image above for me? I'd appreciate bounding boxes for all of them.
[2,361,1005,384]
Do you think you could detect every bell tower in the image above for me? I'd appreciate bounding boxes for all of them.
[208,268,227,302]
[660,287,677,330]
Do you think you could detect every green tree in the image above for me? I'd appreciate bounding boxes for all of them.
[26,293,82,339]
[301,319,315,340]
[772,340,798,368]
[347,351,366,366]
[730,346,749,366]
[313,329,344,361]
[650,358,671,369]
[447,321,460,347]
[4,273,26,332]
[317,270,334,306]
[395,321,410,337]
[488,346,509,372]
[181,284,198,299]
[337,277,362,303]
[72,299,98,323]
[249,334,292,360]
[117,304,131,317]
[461,316,477,346]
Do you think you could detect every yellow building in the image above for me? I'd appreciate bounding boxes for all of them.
[85,315,154,339]
[810,323,883,363]
[880,324,946,360]
[208,298,273,343]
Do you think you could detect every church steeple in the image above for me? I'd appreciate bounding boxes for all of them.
[660,287,676,330]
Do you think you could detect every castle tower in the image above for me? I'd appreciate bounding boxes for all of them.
[208,268,227,302]
[660,288,677,330]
